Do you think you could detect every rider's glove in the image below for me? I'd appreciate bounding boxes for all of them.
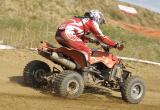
[115,43,124,51]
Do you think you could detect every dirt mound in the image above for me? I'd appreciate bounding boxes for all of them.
[110,20,160,39]
[0,50,160,110]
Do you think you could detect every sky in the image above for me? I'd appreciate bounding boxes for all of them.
[119,0,160,13]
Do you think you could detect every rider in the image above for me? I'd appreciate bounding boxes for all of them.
[55,9,123,63]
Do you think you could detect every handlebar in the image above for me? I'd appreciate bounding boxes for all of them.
[100,43,110,52]
[84,35,125,52]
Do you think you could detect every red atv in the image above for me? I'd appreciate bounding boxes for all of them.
[23,39,145,104]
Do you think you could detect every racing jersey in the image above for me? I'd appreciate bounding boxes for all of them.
[58,17,117,46]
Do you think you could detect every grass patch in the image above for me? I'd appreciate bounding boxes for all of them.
[0,16,58,48]
[0,0,159,62]
[102,25,160,62]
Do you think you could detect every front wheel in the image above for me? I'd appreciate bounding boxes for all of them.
[54,70,84,99]
[120,76,145,104]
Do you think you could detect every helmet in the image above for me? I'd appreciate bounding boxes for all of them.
[84,9,106,25]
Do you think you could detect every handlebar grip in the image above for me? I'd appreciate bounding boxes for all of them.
[100,43,110,52]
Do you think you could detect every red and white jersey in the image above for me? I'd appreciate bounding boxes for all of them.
[58,17,117,46]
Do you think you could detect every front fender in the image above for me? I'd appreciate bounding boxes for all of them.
[90,51,119,68]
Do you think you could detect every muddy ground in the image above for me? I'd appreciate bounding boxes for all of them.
[0,50,160,110]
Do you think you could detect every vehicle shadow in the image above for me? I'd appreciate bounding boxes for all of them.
[84,86,123,103]
[9,75,26,86]
[9,76,123,103]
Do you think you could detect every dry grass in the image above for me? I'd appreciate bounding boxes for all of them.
[0,0,160,61]
[103,24,160,62]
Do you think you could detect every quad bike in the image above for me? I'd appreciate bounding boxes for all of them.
[23,39,145,104]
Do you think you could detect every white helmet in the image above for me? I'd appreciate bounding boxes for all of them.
[84,9,106,25]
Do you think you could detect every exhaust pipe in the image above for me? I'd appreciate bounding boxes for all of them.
[50,52,76,70]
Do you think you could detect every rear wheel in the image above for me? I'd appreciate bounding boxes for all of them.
[120,76,145,104]
[54,70,84,99]
[23,60,51,88]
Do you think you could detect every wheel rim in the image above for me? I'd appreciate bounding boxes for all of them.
[66,80,79,94]
[34,69,46,83]
[131,83,144,100]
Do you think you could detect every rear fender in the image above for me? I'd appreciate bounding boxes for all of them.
[54,47,88,69]
[38,42,87,69]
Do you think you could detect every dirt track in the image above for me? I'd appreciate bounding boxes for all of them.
[0,50,160,110]
[110,20,160,39]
